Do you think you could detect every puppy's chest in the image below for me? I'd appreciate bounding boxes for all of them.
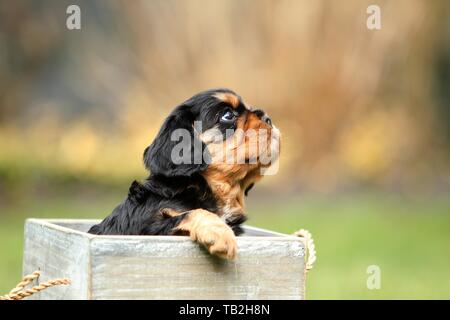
[209,182,245,218]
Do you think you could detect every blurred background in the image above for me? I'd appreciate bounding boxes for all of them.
[0,0,449,299]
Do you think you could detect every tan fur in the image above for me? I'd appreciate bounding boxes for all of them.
[213,92,240,108]
[160,208,183,217]
[201,164,260,216]
[174,209,237,260]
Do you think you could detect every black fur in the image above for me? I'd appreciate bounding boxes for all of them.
[88,89,248,236]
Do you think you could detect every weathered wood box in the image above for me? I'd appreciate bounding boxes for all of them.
[23,219,306,300]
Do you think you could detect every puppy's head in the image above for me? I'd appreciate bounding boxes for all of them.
[144,88,280,191]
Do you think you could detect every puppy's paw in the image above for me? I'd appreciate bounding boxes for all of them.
[198,223,237,260]
[175,209,238,260]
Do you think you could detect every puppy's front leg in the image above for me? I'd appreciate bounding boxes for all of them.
[173,209,237,260]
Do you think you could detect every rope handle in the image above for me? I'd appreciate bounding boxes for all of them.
[0,271,71,300]
[293,229,316,272]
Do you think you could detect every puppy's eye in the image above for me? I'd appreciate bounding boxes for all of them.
[220,110,236,124]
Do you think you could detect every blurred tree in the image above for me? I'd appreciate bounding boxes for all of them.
[0,0,449,193]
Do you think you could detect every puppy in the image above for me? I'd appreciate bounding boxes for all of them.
[88,88,280,260]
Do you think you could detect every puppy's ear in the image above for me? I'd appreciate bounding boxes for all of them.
[144,104,208,177]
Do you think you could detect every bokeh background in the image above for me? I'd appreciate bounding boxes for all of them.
[1,0,449,299]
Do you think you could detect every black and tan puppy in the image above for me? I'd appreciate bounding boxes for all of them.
[89,88,280,259]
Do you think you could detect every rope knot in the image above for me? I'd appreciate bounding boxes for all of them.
[294,228,317,272]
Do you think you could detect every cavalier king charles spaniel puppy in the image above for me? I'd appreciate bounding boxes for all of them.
[89,88,280,260]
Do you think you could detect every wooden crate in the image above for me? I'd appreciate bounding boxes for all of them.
[23,219,306,300]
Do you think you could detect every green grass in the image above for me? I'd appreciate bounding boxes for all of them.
[1,192,449,299]
[248,194,450,299]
